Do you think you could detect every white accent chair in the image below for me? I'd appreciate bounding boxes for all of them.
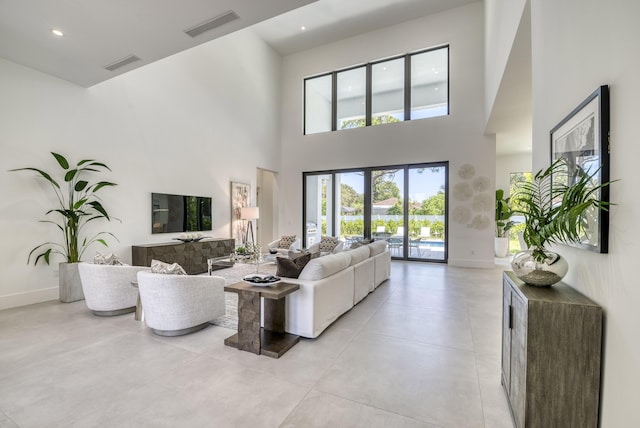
[136,271,226,336]
[267,236,301,257]
[78,263,150,316]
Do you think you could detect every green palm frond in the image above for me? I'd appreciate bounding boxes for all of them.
[512,158,614,262]
[10,152,119,265]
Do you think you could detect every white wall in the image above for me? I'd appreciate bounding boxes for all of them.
[279,2,495,268]
[531,0,640,425]
[0,29,282,309]
[484,0,527,125]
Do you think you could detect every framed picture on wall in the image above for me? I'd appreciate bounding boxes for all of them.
[550,85,610,253]
[230,181,250,245]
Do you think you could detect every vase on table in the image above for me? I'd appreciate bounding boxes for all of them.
[510,250,568,287]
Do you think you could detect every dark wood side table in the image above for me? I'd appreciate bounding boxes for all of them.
[224,281,300,358]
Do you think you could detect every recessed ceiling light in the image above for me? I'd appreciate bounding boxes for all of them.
[51,29,64,37]
[301,26,306,31]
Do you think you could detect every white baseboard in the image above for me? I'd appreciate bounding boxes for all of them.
[448,258,496,269]
[0,287,58,311]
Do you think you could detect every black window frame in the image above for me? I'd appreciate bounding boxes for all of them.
[303,45,449,135]
[302,161,449,264]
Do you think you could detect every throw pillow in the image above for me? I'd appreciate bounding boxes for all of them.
[93,251,125,266]
[150,259,187,275]
[275,253,311,278]
[278,235,296,249]
[318,236,340,252]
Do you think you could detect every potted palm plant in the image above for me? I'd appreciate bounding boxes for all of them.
[510,158,612,286]
[495,189,515,257]
[11,152,118,302]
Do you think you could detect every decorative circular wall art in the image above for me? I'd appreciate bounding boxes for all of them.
[451,162,493,229]
[451,206,472,224]
[457,164,476,180]
[472,192,493,212]
[471,214,492,230]
[452,182,473,202]
[472,176,490,192]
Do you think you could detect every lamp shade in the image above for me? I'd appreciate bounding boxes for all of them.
[240,206,259,220]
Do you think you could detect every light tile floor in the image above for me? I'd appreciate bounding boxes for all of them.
[0,261,514,428]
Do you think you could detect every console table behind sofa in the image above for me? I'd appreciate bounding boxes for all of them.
[132,239,235,275]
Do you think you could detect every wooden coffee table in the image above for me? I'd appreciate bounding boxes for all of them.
[223,281,300,358]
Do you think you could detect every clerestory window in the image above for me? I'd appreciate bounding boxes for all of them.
[303,45,449,135]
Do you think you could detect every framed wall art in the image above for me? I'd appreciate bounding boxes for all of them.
[550,85,610,253]
[230,181,250,245]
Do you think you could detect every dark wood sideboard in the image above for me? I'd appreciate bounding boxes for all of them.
[502,271,602,428]
[132,239,235,275]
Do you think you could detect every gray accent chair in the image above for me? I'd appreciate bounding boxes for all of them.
[78,263,150,316]
[136,271,225,336]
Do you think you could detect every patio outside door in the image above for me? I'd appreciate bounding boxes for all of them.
[370,168,405,257]
[303,162,447,263]
[369,164,447,261]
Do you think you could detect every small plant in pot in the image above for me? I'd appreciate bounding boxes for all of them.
[511,158,612,286]
[11,152,118,301]
[495,189,515,257]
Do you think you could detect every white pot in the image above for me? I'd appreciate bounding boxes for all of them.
[494,237,510,258]
[59,262,84,303]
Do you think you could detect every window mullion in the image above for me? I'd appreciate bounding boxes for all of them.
[331,72,337,131]
[405,54,411,121]
[366,64,372,127]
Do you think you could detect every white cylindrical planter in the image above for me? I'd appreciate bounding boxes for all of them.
[494,237,510,258]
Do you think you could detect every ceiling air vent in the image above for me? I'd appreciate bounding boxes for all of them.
[104,54,141,72]
[184,10,239,38]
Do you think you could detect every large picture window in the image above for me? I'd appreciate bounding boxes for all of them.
[303,45,449,135]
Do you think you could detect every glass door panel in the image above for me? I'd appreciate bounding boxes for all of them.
[371,168,405,258]
[336,171,365,248]
[408,166,446,261]
[304,174,332,248]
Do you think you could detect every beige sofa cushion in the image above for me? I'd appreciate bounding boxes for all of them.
[347,245,370,266]
[368,240,388,256]
[299,252,352,281]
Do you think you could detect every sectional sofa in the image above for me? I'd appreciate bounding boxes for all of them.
[279,240,391,338]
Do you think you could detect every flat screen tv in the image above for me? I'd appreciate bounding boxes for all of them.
[151,193,212,234]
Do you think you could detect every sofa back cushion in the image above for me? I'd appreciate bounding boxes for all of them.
[299,252,352,281]
[347,245,370,266]
[368,240,388,256]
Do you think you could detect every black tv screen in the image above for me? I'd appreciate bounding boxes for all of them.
[151,193,212,234]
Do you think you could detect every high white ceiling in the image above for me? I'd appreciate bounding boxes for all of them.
[0,0,316,87]
[0,0,477,87]
[254,0,477,55]
[0,0,528,155]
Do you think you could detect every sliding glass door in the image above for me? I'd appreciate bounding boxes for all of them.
[304,174,332,247]
[304,162,447,263]
[336,171,365,247]
[407,166,446,261]
[371,168,405,257]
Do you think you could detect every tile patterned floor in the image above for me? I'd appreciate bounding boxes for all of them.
[0,261,514,428]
